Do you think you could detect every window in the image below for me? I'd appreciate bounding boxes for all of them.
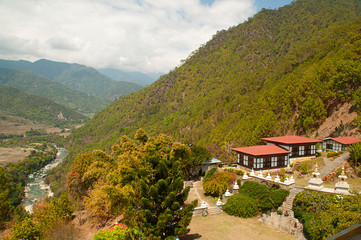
[271,156,278,167]
[237,153,240,163]
[299,146,304,156]
[256,158,264,169]
[284,155,289,166]
[243,155,248,166]
[310,145,316,154]
[334,142,341,151]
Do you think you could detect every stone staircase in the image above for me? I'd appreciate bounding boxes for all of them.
[279,187,304,213]
[207,206,222,215]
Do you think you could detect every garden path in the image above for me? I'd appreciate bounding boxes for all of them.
[319,152,350,178]
[190,180,216,207]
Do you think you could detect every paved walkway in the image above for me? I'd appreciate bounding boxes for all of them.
[189,180,215,207]
[319,152,350,178]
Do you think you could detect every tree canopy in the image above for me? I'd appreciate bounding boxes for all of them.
[67,129,197,239]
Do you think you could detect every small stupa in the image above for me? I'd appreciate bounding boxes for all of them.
[257,171,264,178]
[250,168,256,177]
[225,189,232,197]
[290,175,295,183]
[265,172,272,181]
[306,163,323,190]
[274,175,280,183]
[224,189,232,203]
[284,177,290,184]
[242,172,249,180]
[216,198,223,207]
[334,166,350,195]
[233,181,239,194]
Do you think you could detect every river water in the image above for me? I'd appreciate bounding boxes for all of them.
[22,147,67,213]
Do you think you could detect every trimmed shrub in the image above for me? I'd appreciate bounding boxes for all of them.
[270,189,289,208]
[223,194,259,218]
[239,181,289,210]
[203,171,236,196]
[204,167,217,180]
[239,181,272,210]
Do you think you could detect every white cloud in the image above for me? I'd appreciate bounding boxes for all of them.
[0,0,256,73]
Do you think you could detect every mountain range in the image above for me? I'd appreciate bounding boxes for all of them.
[98,68,160,86]
[0,59,142,100]
[66,0,361,161]
[0,68,108,114]
[0,85,88,127]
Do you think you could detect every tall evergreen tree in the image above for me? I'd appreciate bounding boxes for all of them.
[68,129,197,239]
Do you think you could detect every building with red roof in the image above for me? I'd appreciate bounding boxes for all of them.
[261,135,322,159]
[231,145,291,170]
[322,136,361,151]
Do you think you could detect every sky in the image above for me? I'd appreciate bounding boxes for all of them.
[0,0,293,74]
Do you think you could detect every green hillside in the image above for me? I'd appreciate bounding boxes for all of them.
[0,86,88,127]
[0,59,143,100]
[66,0,361,159]
[0,68,109,114]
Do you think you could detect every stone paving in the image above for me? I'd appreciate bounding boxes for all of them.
[319,152,350,178]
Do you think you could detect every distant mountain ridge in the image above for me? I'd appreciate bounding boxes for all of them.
[66,0,361,160]
[0,59,142,100]
[98,68,159,86]
[0,85,88,127]
[0,68,109,114]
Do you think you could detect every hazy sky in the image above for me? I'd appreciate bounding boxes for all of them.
[0,0,293,74]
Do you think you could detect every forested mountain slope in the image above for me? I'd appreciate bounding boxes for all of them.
[68,0,361,159]
[0,68,108,114]
[0,59,142,100]
[0,86,88,127]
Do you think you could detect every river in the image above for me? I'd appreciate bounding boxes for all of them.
[22,146,67,213]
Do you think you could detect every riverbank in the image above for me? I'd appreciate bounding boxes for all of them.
[22,147,67,213]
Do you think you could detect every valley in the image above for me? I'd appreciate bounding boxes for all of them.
[1,0,361,239]
[0,113,62,135]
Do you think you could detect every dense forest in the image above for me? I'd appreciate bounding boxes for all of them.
[0,59,143,101]
[66,0,361,161]
[0,144,57,227]
[0,86,88,127]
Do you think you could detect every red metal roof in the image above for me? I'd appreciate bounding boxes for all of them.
[261,135,322,145]
[231,145,291,156]
[331,137,361,145]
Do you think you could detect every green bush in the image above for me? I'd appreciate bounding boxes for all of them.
[327,151,338,158]
[204,167,217,180]
[300,162,310,174]
[223,194,259,218]
[234,169,244,176]
[239,181,272,210]
[203,171,236,197]
[11,217,41,240]
[238,181,289,210]
[93,226,126,240]
[270,189,289,208]
[293,191,361,240]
